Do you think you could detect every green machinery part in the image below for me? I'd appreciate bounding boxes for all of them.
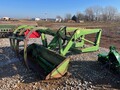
[9,25,35,53]
[27,43,70,80]
[9,25,70,80]
[9,25,102,79]
[0,25,16,38]
[98,46,120,72]
[13,25,35,35]
[42,26,102,56]
[10,25,102,56]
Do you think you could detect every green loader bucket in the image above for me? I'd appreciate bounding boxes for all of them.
[26,43,70,80]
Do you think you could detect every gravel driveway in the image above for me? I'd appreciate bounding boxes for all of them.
[0,38,120,90]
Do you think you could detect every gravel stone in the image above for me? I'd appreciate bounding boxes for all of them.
[0,38,120,90]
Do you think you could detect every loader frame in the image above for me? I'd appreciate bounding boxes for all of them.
[42,27,102,55]
[9,26,102,56]
[9,25,102,80]
[9,26,70,79]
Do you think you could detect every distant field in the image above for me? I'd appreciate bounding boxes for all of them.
[0,21,37,26]
[37,21,120,29]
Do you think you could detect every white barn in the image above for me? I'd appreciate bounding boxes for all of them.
[35,18,40,21]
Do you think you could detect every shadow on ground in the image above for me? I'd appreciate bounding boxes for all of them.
[69,60,120,89]
[0,46,41,83]
[0,46,120,89]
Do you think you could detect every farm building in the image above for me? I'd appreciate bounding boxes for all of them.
[1,17,11,21]
[32,18,41,21]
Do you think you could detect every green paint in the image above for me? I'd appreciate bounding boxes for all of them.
[13,25,35,34]
[98,46,120,72]
[49,58,70,78]
[9,25,102,80]
[41,33,47,47]
[27,44,70,79]
[0,25,16,28]
[47,27,102,55]
[13,25,28,34]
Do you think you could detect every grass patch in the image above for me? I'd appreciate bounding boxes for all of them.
[0,25,16,28]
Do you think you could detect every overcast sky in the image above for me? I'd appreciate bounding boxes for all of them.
[0,0,120,18]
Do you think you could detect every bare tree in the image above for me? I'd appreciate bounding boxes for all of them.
[101,14,108,21]
[65,13,72,20]
[63,6,119,22]
[114,13,120,21]
[92,6,103,21]
[56,15,62,19]
[102,6,118,21]
[85,7,94,21]
[76,12,85,20]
